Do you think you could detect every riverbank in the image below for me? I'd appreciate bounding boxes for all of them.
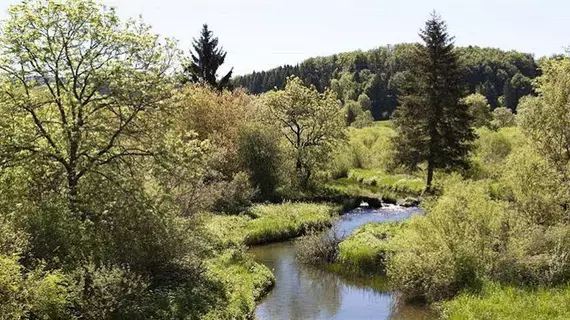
[250,205,432,319]
[202,202,339,318]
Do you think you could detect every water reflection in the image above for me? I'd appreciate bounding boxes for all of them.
[250,205,430,320]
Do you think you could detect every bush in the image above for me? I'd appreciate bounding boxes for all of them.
[388,177,507,301]
[203,249,275,320]
[0,255,71,319]
[468,127,523,179]
[498,223,570,286]
[295,231,341,265]
[237,123,283,201]
[68,264,150,319]
[212,172,257,214]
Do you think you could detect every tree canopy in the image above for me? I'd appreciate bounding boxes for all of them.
[182,24,233,90]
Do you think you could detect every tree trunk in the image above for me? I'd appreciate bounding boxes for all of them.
[425,159,434,193]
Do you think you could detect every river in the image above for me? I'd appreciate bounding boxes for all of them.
[249,205,435,320]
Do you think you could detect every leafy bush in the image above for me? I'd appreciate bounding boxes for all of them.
[204,249,274,320]
[212,172,257,214]
[237,123,283,201]
[388,177,507,301]
[0,255,70,319]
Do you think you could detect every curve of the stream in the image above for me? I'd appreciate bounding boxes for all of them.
[249,205,433,320]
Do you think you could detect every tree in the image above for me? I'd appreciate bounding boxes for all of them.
[392,13,475,190]
[491,107,516,128]
[263,77,345,188]
[518,58,570,186]
[0,0,177,221]
[462,93,492,128]
[182,24,233,90]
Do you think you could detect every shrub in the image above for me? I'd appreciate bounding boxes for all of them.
[295,231,341,265]
[0,255,71,319]
[237,123,283,201]
[203,249,274,320]
[212,172,257,214]
[388,177,507,301]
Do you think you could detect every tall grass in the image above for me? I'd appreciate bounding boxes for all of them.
[206,203,335,246]
[338,221,407,273]
[442,282,570,320]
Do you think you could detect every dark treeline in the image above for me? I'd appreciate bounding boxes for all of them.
[233,44,539,119]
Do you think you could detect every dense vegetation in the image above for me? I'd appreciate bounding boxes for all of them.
[234,44,538,121]
[0,0,568,319]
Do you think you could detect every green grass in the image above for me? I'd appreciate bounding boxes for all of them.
[206,203,335,246]
[327,169,424,201]
[441,282,570,320]
[337,221,408,273]
[204,249,275,320]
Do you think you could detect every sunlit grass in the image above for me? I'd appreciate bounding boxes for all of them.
[442,282,570,320]
[338,221,407,273]
[206,203,335,246]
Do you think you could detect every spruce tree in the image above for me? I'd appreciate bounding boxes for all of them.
[392,13,475,190]
[183,24,233,90]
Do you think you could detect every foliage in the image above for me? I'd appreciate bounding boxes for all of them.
[338,221,407,273]
[237,123,283,201]
[518,58,570,183]
[392,13,475,189]
[442,282,570,320]
[462,93,492,128]
[469,127,524,179]
[182,24,233,90]
[203,249,274,320]
[234,45,538,120]
[388,177,507,301]
[0,255,70,319]
[262,77,346,188]
[491,107,516,128]
[212,172,257,214]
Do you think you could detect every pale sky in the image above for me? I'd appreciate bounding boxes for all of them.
[1,0,569,75]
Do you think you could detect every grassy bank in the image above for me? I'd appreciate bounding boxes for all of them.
[206,202,336,246]
[337,221,408,273]
[327,169,424,202]
[204,249,275,320]
[201,202,338,318]
[441,282,570,319]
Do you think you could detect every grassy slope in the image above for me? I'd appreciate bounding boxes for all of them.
[442,282,570,320]
[206,202,335,246]
[204,249,275,320]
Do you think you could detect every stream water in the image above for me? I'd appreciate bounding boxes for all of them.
[249,205,435,320]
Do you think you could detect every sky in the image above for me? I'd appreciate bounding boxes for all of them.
[1,0,569,75]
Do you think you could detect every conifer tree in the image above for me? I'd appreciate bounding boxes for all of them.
[392,13,475,190]
[183,24,233,90]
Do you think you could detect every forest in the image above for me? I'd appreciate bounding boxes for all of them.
[1,0,570,320]
[233,45,538,120]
